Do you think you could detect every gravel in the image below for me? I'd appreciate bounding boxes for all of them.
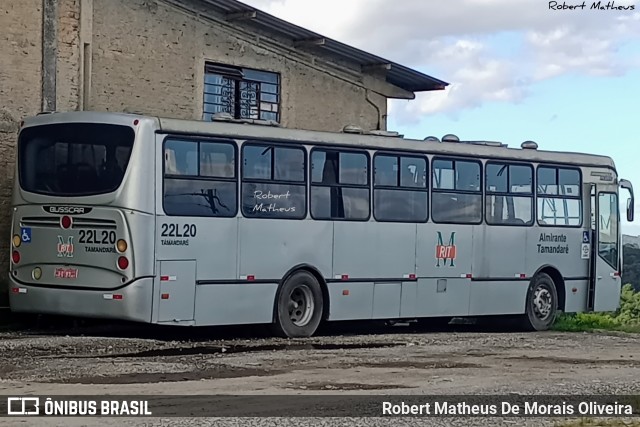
[1,322,639,426]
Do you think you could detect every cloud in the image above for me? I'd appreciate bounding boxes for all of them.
[241,0,640,118]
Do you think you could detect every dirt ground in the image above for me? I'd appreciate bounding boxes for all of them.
[1,320,639,426]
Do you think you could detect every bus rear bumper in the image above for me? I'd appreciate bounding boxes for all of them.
[8,277,153,323]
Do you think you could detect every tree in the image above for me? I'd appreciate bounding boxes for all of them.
[623,244,640,292]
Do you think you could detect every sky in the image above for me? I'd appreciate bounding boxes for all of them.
[243,0,640,236]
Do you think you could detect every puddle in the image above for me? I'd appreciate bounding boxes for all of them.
[506,355,640,366]
[92,342,400,358]
[54,365,281,384]
[287,382,412,391]
[360,360,483,369]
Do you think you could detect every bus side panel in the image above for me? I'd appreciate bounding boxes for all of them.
[329,222,418,321]
[525,227,588,293]
[327,282,374,321]
[333,222,378,279]
[329,222,379,321]
[194,283,278,325]
[563,279,589,313]
[469,226,529,316]
[415,224,473,317]
[154,217,238,279]
[9,278,154,322]
[238,219,333,280]
[370,223,417,279]
[473,226,528,280]
[468,281,528,315]
[415,278,470,317]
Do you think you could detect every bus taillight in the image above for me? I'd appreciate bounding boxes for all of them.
[117,256,129,270]
[12,235,20,248]
[60,215,72,229]
[12,250,21,264]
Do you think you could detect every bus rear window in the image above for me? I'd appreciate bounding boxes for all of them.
[18,123,135,196]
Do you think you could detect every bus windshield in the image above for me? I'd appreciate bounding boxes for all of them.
[18,122,135,196]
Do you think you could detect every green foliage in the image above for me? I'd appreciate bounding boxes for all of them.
[553,284,640,333]
[623,244,640,292]
[617,283,640,324]
[556,243,640,332]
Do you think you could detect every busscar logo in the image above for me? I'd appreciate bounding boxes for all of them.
[7,397,39,415]
[57,236,74,258]
[436,231,457,267]
[43,206,92,215]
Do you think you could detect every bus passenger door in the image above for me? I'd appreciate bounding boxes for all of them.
[590,186,621,312]
[158,260,196,323]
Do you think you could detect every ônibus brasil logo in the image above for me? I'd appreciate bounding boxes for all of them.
[436,231,456,267]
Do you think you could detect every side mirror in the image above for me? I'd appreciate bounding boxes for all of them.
[620,179,634,222]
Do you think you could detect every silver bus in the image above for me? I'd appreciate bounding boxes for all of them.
[8,111,635,337]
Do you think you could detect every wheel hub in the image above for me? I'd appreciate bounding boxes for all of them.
[533,286,552,320]
[288,285,314,327]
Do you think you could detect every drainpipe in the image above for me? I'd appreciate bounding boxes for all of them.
[42,0,58,112]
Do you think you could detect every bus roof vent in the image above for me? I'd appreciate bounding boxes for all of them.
[342,125,364,134]
[463,140,508,147]
[211,112,234,122]
[442,134,460,143]
[521,141,539,150]
[424,136,441,142]
[239,118,280,127]
[368,130,403,138]
[211,113,280,126]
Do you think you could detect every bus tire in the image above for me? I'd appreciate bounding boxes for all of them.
[521,273,558,331]
[272,271,323,338]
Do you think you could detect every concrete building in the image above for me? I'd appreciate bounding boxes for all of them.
[0,0,447,308]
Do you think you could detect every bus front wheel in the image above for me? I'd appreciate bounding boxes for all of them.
[272,271,323,338]
[521,273,558,331]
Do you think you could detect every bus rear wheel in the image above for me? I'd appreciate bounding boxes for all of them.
[272,271,323,338]
[521,273,558,331]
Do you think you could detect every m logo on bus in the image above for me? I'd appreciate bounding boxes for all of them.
[57,236,74,258]
[436,231,456,267]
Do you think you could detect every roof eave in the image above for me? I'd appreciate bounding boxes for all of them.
[193,0,449,93]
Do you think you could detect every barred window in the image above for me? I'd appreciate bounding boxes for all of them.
[203,63,280,122]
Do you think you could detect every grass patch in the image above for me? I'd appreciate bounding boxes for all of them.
[552,284,640,333]
[553,313,640,333]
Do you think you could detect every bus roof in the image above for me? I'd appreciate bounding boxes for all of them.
[22,111,616,170]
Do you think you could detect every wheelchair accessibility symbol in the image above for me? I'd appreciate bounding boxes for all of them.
[20,227,31,243]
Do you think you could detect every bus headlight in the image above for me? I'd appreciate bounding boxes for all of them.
[12,235,21,248]
[32,267,42,280]
[116,239,128,253]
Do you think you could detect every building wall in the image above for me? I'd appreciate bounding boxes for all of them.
[0,0,44,305]
[88,0,386,131]
[0,0,394,307]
